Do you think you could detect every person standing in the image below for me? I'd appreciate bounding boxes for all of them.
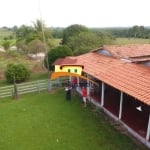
[65,85,72,100]
[82,86,87,107]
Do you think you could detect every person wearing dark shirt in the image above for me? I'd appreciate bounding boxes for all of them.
[65,85,72,100]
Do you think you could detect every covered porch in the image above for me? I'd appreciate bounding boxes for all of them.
[77,74,150,147]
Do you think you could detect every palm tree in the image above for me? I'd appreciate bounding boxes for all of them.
[33,19,52,42]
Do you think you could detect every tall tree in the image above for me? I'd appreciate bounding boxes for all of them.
[28,39,46,54]
[15,20,53,54]
[62,24,114,55]
[33,19,52,42]
[67,32,103,55]
[127,25,146,38]
[15,25,34,43]
[62,24,89,44]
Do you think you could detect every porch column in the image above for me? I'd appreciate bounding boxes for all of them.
[146,113,150,141]
[86,75,90,96]
[77,77,80,91]
[69,76,72,82]
[101,82,105,107]
[119,92,123,120]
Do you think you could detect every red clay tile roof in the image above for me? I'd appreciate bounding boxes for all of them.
[53,57,77,65]
[103,44,150,58]
[76,52,150,106]
[53,58,64,65]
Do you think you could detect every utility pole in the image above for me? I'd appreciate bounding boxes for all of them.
[38,0,51,91]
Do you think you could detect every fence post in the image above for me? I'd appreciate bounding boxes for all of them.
[13,76,18,99]
[0,79,50,98]
[48,79,51,91]
[37,80,40,93]
[57,78,61,87]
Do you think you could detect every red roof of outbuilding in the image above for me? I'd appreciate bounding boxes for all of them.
[103,44,150,58]
[53,57,77,65]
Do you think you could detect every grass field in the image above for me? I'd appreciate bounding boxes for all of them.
[0,29,14,39]
[0,55,48,85]
[0,50,48,86]
[114,38,150,45]
[0,51,42,71]
[0,89,148,150]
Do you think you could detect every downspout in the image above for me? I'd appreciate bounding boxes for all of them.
[119,92,123,120]
[146,113,150,141]
[101,82,105,107]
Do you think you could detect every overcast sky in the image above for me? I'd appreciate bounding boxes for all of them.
[0,0,150,28]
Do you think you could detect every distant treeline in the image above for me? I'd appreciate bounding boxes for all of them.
[91,25,150,39]
[51,25,150,39]
[49,25,150,39]
[1,25,150,39]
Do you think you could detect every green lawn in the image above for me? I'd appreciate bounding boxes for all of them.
[0,51,42,72]
[0,29,13,40]
[0,89,148,150]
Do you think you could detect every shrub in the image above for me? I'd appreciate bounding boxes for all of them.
[5,64,30,83]
[2,40,10,50]
[44,45,73,70]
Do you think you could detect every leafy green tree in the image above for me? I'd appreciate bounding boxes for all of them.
[16,40,28,54]
[128,25,139,38]
[127,25,147,38]
[52,27,64,38]
[67,31,103,55]
[28,39,45,54]
[5,64,30,83]
[95,32,115,44]
[15,20,53,54]
[47,39,60,49]
[62,24,89,44]
[44,45,73,70]
[15,25,35,54]
[33,19,52,42]
[15,25,34,43]
[62,24,115,55]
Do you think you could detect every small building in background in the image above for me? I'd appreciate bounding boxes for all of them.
[53,57,84,75]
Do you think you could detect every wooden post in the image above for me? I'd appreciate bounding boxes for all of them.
[48,79,51,91]
[13,75,18,99]
[119,92,123,120]
[37,80,40,93]
[146,113,150,140]
[101,82,105,106]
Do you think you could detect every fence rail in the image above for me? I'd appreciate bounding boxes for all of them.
[0,78,67,98]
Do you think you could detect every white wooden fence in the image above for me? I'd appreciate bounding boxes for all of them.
[0,78,65,98]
